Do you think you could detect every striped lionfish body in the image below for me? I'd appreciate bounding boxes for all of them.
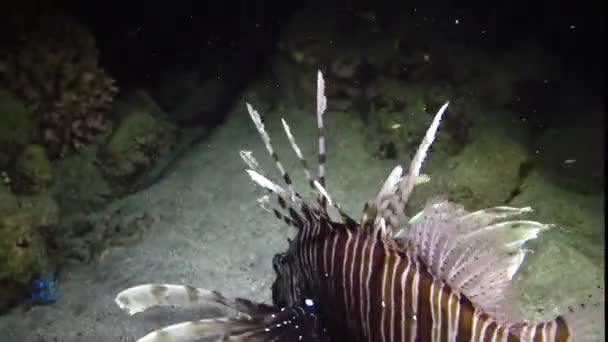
[115,71,604,341]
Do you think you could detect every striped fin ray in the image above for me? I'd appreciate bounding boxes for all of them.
[245,169,305,229]
[281,117,315,190]
[361,166,403,231]
[246,102,298,203]
[361,164,430,233]
[378,102,449,233]
[133,317,265,342]
[130,309,326,342]
[115,283,274,317]
[114,284,330,342]
[243,70,355,228]
[402,198,552,321]
[361,102,440,235]
[280,112,354,225]
[242,105,311,229]
[315,69,328,211]
[240,151,303,229]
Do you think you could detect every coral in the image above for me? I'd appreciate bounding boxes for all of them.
[0,11,117,157]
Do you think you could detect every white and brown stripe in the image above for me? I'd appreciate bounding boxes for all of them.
[244,71,574,342]
[286,216,573,341]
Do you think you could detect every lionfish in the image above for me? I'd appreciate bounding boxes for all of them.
[115,71,603,341]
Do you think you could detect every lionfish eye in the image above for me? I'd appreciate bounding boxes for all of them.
[272,253,287,272]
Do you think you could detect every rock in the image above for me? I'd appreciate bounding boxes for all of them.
[407,110,529,213]
[515,234,603,322]
[0,89,35,168]
[170,78,236,124]
[155,69,200,111]
[270,54,316,110]
[510,170,604,262]
[470,43,560,107]
[0,278,27,314]
[13,144,53,194]
[331,55,362,79]
[0,211,49,312]
[99,92,176,188]
[277,8,341,68]
[444,130,528,209]
[52,145,113,216]
[0,182,19,216]
[533,106,604,195]
[364,81,467,163]
[18,193,60,231]
[53,205,159,264]
[113,89,166,121]
[0,211,49,283]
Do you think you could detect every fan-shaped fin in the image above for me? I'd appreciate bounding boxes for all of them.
[403,198,552,321]
[115,284,273,317]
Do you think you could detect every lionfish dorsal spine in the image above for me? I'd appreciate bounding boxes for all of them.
[243,70,356,236]
[359,97,443,237]
[377,101,449,234]
[315,70,329,211]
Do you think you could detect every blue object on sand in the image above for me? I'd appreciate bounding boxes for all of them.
[29,273,59,304]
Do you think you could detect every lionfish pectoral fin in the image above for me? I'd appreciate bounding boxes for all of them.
[115,285,300,341]
[134,317,253,342]
[133,316,300,342]
[115,284,271,317]
[135,306,330,342]
[402,199,554,321]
